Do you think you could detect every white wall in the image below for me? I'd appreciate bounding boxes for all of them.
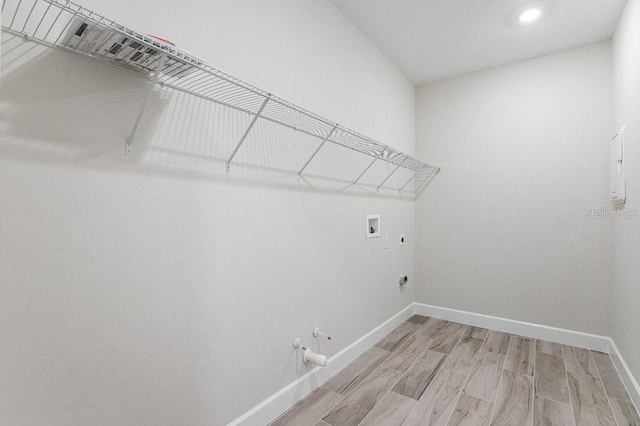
[612,0,640,385]
[0,1,416,425]
[415,41,614,336]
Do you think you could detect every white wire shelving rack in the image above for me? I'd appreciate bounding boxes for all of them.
[1,0,441,197]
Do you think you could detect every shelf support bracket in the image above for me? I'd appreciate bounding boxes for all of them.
[226,95,271,171]
[125,52,167,155]
[376,158,407,193]
[353,148,386,185]
[414,167,442,197]
[399,166,427,193]
[297,125,337,176]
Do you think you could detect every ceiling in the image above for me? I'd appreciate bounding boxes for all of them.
[330,0,627,85]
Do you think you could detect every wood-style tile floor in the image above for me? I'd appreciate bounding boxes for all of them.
[269,315,640,426]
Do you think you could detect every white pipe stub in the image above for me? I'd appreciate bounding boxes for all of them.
[313,327,332,340]
[293,337,327,367]
[303,349,327,367]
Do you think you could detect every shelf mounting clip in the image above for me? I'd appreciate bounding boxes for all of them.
[125,52,168,155]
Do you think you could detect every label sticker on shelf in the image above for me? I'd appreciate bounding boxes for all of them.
[61,17,203,79]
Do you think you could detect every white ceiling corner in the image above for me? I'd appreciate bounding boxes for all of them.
[330,0,627,85]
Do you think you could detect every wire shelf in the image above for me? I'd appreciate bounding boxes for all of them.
[1,0,441,197]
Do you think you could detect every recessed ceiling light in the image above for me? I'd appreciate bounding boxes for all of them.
[519,8,541,23]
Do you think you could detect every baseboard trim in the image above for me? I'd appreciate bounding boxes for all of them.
[227,304,414,426]
[609,339,640,414]
[413,303,611,352]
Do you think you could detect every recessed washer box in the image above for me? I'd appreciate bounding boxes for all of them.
[367,215,380,238]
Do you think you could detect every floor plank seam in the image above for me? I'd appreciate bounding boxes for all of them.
[451,325,469,355]
[399,322,470,425]
[487,334,512,425]
[392,319,452,402]
[338,347,393,399]
[403,321,425,344]
[400,370,447,426]
[351,316,438,426]
[323,365,400,426]
[353,382,397,425]
[560,344,578,426]
[379,316,451,425]
[529,375,534,426]
[315,344,396,425]
[403,318,451,377]
[320,386,349,424]
[441,327,491,425]
[532,339,537,426]
[353,324,435,426]
[591,352,622,426]
[395,317,445,426]
[398,324,445,424]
